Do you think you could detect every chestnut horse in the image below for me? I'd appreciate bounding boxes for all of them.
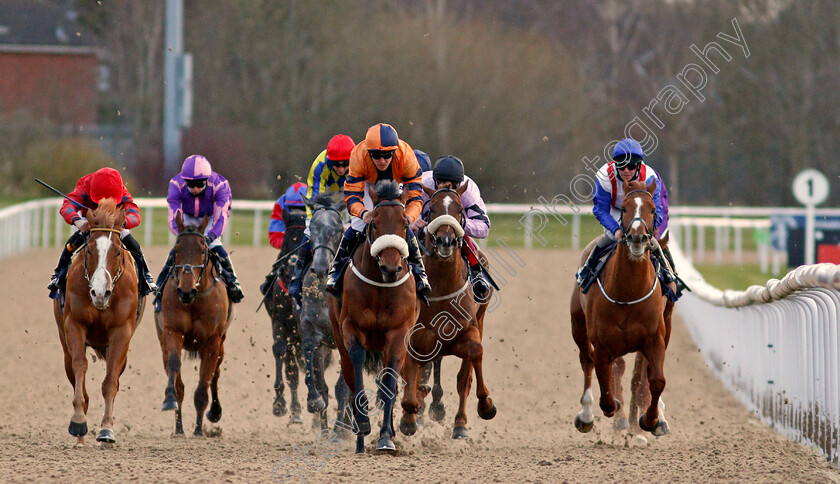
[328,180,420,453]
[400,185,496,439]
[53,198,143,445]
[570,179,670,436]
[155,213,233,436]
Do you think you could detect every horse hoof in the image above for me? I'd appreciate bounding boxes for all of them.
[273,402,287,417]
[356,419,371,436]
[194,427,204,437]
[638,416,658,434]
[376,437,396,451]
[162,398,178,412]
[654,421,671,437]
[68,421,88,437]
[307,396,326,414]
[96,428,116,444]
[452,427,470,439]
[614,417,629,431]
[429,402,446,422]
[399,419,418,436]
[355,436,365,454]
[574,415,594,433]
[206,403,222,423]
[416,413,426,426]
[288,414,303,425]
[477,403,497,420]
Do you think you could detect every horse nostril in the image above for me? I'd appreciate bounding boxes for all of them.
[105,290,112,298]
[90,289,96,298]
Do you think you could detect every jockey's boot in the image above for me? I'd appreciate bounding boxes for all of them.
[47,231,87,292]
[213,246,244,303]
[122,234,158,297]
[468,263,491,302]
[406,229,432,298]
[153,249,176,312]
[661,246,689,294]
[576,235,613,293]
[288,237,312,310]
[326,229,362,295]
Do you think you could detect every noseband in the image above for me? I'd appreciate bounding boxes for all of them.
[84,227,125,296]
[427,188,465,255]
[172,231,211,290]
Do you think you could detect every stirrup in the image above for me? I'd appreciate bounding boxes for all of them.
[47,274,60,291]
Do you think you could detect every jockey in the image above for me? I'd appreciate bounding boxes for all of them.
[154,155,244,309]
[325,123,432,298]
[260,182,308,297]
[576,138,680,293]
[268,182,308,250]
[286,134,354,308]
[47,167,157,298]
[413,155,493,302]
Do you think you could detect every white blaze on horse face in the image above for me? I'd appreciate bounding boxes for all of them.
[443,195,453,214]
[630,197,643,231]
[91,236,113,295]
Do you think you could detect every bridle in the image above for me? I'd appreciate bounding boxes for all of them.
[427,188,465,255]
[365,199,408,257]
[618,189,656,248]
[83,227,125,296]
[310,206,343,262]
[172,231,212,291]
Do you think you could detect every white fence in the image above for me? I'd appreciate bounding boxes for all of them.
[673,242,840,465]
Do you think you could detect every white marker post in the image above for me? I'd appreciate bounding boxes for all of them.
[792,169,829,265]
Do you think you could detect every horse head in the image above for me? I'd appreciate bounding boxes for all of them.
[83,198,127,310]
[620,179,657,261]
[173,212,210,305]
[423,184,466,259]
[366,180,410,283]
[304,194,344,278]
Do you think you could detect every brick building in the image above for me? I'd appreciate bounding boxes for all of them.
[0,0,98,125]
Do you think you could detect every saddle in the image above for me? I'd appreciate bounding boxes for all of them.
[579,242,684,303]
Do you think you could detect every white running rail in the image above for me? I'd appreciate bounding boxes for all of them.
[672,242,840,465]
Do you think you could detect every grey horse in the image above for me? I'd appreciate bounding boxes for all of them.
[299,194,352,430]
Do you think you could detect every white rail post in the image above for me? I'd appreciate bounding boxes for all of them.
[145,206,154,246]
[697,225,705,264]
[524,212,533,250]
[734,226,742,265]
[253,209,262,247]
[571,212,580,251]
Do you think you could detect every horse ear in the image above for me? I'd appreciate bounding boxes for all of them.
[647,178,657,196]
[198,216,210,233]
[302,195,315,209]
[658,227,670,248]
[176,211,185,233]
[456,181,468,196]
[332,201,346,213]
[422,185,435,198]
[368,184,380,205]
[115,209,126,230]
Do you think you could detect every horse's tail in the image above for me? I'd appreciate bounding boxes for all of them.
[86,343,107,361]
[364,351,383,375]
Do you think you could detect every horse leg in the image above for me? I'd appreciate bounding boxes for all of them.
[450,358,472,439]
[347,338,371,453]
[429,359,446,423]
[314,345,330,430]
[334,370,352,436]
[638,335,667,436]
[175,372,185,435]
[65,321,89,445]
[611,356,629,431]
[193,336,221,437]
[96,326,131,444]
[161,330,185,434]
[594,350,620,418]
[571,308,595,433]
[398,357,421,436]
[301,332,326,414]
[206,342,224,424]
[374,348,404,452]
[629,352,650,436]
[285,337,303,424]
[271,327,288,417]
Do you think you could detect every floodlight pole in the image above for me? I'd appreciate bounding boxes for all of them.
[163,0,184,175]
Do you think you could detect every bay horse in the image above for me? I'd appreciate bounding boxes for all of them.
[155,213,232,436]
[400,185,496,439]
[570,179,670,436]
[299,194,351,430]
[263,207,306,423]
[328,180,420,453]
[52,198,143,446]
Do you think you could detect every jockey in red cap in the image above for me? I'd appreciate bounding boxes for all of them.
[48,167,157,298]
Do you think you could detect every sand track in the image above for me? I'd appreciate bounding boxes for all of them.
[0,247,836,483]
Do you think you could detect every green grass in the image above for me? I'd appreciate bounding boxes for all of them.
[693,263,777,290]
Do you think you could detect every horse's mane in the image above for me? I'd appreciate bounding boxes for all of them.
[311,193,336,209]
[90,198,120,228]
[373,180,402,201]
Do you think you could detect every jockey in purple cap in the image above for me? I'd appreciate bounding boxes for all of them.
[153,155,243,311]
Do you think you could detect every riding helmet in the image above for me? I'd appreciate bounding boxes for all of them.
[433,155,465,184]
[180,154,212,180]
